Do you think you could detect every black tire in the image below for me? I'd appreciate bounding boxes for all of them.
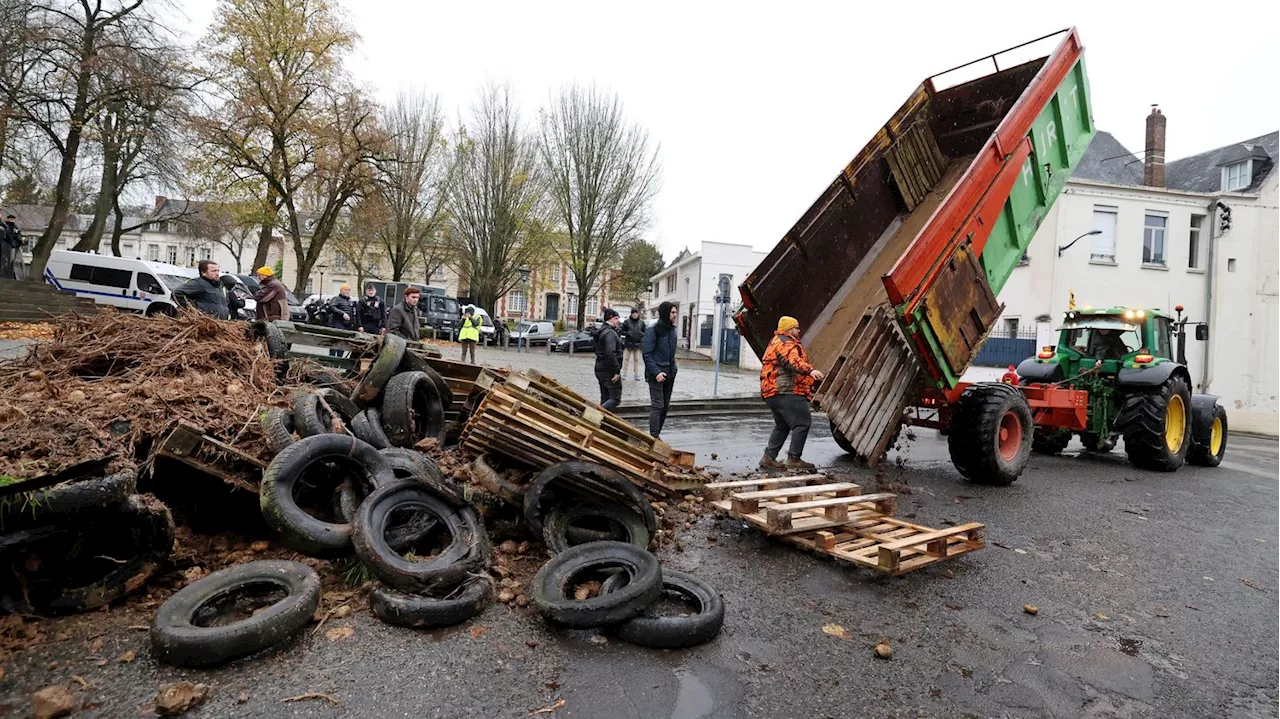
[530,541,663,629]
[380,371,446,447]
[601,569,724,648]
[33,494,175,615]
[379,448,446,485]
[1031,428,1071,455]
[259,434,394,557]
[292,388,360,438]
[333,481,439,552]
[351,480,491,593]
[1188,402,1227,468]
[260,407,296,454]
[1080,432,1113,453]
[1117,375,1193,472]
[471,454,528,506]
[543,503,651,555]
[150,560,320,668]
[352,409,392,450]
[830,421,856,455]
[947,383,1033,486]
[369,575,493,629]
[1,471,136,531]
[398,355,454,417]
[523,461,655,542]
[251,321,289,359]
[351,334,407,406]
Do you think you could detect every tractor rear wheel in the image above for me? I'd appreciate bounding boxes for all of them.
[947,383,1033,486]
[1117,375,1192,472]
[1031,428,1071,455]
[1188,403,1227,467]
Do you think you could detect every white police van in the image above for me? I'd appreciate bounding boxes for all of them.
[44,250,198,317]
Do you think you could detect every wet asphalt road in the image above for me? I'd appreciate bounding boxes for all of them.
[1,419,1276,719]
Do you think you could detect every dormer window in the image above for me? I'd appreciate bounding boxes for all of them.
[1222,160,1251,191]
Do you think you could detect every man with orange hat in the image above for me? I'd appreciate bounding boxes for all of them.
[252,266,289,321]
[759,315,825,470]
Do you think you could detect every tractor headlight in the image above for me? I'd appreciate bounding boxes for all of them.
[1124,310,1135,320]
[1137,309,1146,319]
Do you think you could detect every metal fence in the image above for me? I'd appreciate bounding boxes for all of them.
[972,328,1038,367]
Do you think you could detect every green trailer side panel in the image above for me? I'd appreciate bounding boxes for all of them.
[981,58,1095,295]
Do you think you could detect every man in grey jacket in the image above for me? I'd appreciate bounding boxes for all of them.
[385,286,421,341]
[594,308,624,411]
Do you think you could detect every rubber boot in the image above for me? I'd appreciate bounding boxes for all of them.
[785,457,816,471]
[759,453,785,470]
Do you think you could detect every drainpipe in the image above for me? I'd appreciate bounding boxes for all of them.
[1201,197,1218,392]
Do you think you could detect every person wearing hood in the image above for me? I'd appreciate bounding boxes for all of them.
[620,307,646,381]
[594,308,624,411]
[759,315,825,470]
[641,301,679,438]
[356,284,387,334]
[253,266,289,321]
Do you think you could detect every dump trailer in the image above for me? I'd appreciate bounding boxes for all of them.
[736,29,1095,484]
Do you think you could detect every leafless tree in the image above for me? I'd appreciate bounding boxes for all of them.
[446,83,549,315]
[538,84,661,327]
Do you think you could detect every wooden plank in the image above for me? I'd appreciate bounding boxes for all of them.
[765,493,897,531]
[732,482,862,501]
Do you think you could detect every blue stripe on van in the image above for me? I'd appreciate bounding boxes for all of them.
[44,269,153,303]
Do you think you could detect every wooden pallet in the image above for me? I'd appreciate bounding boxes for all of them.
[704,473,983,576]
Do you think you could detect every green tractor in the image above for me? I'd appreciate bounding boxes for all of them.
[1015,304,1227,471]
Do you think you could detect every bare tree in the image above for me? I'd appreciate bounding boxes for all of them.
[373,89,452,281]
[1,0,162,279]
[176,200,258,272]
[538,84,661,327]
[446,84,549,315]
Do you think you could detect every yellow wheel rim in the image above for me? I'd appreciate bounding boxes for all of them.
[1210,416,1223,455]
[1165,394,1186,452]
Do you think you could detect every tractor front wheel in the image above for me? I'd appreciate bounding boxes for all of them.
[1117,375,1193,472]
[947,383,1033,486]
[1188,403,1228,467]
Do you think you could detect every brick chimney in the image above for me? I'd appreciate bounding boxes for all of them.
[153,195,168,212]
[1144,105,1166,188]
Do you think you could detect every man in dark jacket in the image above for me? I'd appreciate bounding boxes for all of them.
[356,285,387,334]
[326,283,356,356]
[253,266,289,321]
[385,286,421,341]
[172,260,230,320]
[0,213,21,279]
[641,301,679,438]
[621,307,646,381]
[594,308,624,411]
[219,274,247,319]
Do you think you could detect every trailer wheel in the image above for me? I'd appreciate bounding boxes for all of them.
[1188,403,1227,467]
[947,383,1033,486]
[829,421,856,455]
[1117,375,1192,472]
[1031,428,1071,455]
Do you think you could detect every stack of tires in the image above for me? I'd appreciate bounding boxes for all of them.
[0,471,175,615]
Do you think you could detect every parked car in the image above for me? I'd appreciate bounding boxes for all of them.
[509,320,556,347]
[232,274,306,323]
[550,331,595,353]
[44,250,197,317]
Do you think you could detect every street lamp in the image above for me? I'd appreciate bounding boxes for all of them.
[1057,230,1102,257]
[516,267,530,353]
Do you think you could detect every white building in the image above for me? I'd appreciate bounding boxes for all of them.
[998,109,1277,434]
[649,240,768,370]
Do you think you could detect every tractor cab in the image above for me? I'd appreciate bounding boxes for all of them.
[1039,306,1178,378]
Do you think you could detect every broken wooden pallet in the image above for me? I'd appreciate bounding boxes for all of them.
[703,473,983,576]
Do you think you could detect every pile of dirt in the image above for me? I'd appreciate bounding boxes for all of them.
[0,311,288,480]
[0,322,56,341]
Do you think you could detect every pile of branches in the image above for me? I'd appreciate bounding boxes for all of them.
[0,310,288,481]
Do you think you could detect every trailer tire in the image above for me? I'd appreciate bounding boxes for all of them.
[369,575,493,629]
[543,503,651,555]
[260,407,297,454]
[531,541,663,629]
[292,388,360,438]
[829,421,856,455]
[351,334,406,406]
[351,480,490,593]
[352,409,392,450]
[600,569,724,648]
[1031,428,1071,455]
[947,383,1032,486]
[1117,375,1192,472]
[1188,403,1227,467]
[259,434,394,557]
[381,371,447,447]
[150,560,320,668]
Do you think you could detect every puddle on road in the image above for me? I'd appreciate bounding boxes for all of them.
[1118,637,1143,656]
[671,666,714,719]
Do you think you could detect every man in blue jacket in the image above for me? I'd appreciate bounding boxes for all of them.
[641,301,679,438]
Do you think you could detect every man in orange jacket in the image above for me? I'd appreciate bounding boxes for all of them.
[759,315,825,470]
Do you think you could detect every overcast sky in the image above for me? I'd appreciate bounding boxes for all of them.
[177,0,1279,260]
